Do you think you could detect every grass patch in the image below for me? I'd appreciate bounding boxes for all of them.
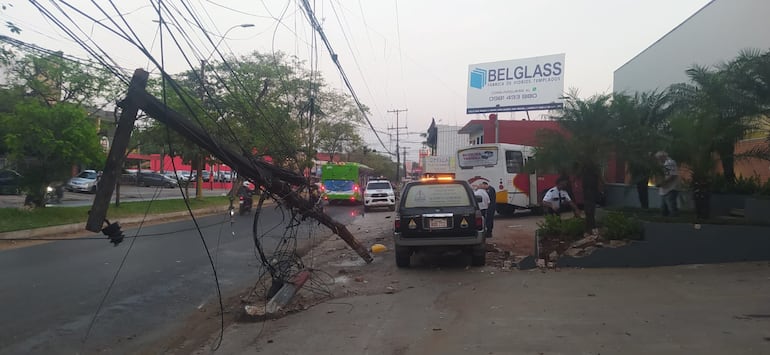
[0,196,231,233]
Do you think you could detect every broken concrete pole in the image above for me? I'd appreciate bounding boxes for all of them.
[266,270,310,314]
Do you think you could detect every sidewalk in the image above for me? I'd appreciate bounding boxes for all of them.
[183,211,770,355]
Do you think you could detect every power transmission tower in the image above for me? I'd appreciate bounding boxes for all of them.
[387,108,408,182]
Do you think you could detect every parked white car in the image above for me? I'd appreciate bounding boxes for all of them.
[364,179,396,212]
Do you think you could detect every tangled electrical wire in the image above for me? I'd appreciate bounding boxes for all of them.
[246,184,336,301]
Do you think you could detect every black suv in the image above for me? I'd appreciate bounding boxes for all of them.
[393,178,486,267]
[137,172,178,188]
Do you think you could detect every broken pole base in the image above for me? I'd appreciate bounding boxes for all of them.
[265,270,311,314]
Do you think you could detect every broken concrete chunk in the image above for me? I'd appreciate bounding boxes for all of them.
[245,304,266,317]
[572,235,598,249]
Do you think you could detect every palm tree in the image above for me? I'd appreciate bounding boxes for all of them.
[730,49,770,163]
[534,92,616,230]
[611,90,672,209]
[667,108,721,219]
[675,60,762,183]
[730,49,770,114]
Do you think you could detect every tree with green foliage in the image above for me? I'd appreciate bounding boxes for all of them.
[671,59,762,184]
[611,90,672,208]
[2,99,104,207]
[666,109,720,219]
[533,93,617,231]
[8,51,120,107]
[347,148,397,181]
[136,51,366,200]
[0,49,119,207]
[729,49,770,163]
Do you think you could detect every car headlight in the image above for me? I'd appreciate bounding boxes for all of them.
[46,186,53,193]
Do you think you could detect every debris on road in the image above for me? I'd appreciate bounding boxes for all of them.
[371,243,387,253]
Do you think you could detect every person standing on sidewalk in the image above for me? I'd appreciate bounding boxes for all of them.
[481,181,495,238]
[655,151,680,217]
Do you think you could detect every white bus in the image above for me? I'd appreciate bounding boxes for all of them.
[455,143,562,215]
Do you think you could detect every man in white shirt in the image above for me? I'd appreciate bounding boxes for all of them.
[473,184,490,216]
[655,151,680,217]
[542,176,580,218]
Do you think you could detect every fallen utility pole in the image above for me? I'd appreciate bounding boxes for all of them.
[86,69,373,264]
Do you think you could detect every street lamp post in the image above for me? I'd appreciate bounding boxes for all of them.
[205,23,255,62]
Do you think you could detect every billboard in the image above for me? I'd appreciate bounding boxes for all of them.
[467,53,565,114]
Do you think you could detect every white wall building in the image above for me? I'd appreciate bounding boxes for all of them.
[434,124,469,156]
[614,0,770,94]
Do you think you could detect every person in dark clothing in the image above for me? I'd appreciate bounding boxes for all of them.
[481,181,495,238]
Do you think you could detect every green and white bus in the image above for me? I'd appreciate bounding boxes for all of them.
[321,162,373,204]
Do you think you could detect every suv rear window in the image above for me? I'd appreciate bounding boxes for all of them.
[367,182,391,190]
[403,183,470,208]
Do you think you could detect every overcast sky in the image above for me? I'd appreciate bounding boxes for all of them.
[1,0,711,161]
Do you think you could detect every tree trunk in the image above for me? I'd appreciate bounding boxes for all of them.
[635,174,649,209]
[582,171,599,231]
[692,178,711,220]
[195,156,203,200]
[718,144,736,183]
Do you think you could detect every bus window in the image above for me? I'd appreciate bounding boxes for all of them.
[458,147,498,169]
[505,151,524,173]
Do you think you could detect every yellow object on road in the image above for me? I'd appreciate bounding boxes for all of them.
[371,244,387,253]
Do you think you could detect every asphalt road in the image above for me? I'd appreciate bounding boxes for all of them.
[0,203,363,354]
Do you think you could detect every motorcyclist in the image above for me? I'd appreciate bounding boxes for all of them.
[237,181,253,212]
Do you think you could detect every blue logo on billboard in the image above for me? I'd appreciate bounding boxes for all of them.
[469,68,487,89]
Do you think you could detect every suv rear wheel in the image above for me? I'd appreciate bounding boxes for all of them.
[395,246,411,268]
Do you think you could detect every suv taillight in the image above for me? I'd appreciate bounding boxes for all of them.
[394,217,401,230]
[475,213,483,231]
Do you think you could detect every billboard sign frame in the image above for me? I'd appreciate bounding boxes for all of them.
[467,53,565,114]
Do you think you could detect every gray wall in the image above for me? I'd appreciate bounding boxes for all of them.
[614,0,770,94]
[436,124,469,157]
[604,183,692,210]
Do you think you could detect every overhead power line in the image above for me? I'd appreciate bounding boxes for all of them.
[298,0,391,156]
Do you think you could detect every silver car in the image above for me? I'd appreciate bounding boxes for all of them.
[66,170,99,193]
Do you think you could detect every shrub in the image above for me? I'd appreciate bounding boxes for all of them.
[711,174,764,195]
[537,215,586,242]
[561,217,586,240]
[600,211,643,240]
[761,178,770,196]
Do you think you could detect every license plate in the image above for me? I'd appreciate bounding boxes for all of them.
[429,218,447,229]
